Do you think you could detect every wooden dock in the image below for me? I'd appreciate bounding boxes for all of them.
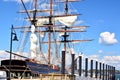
[11,74,75,80]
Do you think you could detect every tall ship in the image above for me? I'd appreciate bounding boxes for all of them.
[0,0,92,79]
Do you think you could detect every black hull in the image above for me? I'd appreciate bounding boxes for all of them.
[0,59,60,79]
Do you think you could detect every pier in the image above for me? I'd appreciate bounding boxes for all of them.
[0,51,116,80]
[60,51,116,80]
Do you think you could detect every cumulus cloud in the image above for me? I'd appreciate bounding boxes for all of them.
[101,56,120,69]
[0,50,30,61]
[0,50,10,60]
[88,55,99,61]
[99,31,118,45]
[102,56,120,62]
[84,54,120,69]
[98,50,103,54]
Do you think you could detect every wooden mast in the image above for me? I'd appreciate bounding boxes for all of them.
[63,0,69,53]
[33,0,37,26]
[19,0,92,64]
[48,0,53,64]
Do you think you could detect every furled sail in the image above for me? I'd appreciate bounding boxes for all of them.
[55,15,77,27]
[36,15,77,27]
[37,18,49,26]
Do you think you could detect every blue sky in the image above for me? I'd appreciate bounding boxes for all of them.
[0,0,120,69]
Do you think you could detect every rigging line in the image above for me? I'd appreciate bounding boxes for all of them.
[19,66,29,79]
[40,28,48,63]
[70,32,75,52]
[21,28,30,53]
[41,30,46,42]
[20,0,32,24]
[36,27,41,51]
[37,28,48,63]
[76,32,84,53]
[37,28,42,52]
[69,1,78,13]
[3,65,10,72]
[15,3,21,24]
[53,27,59,58]
[22,25,30,48]
[55,0,64,15]
[66,31,72,53]
[16,27,22,52]
[68,42,74,54]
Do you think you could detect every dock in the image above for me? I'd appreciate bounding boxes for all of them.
[11,74,74,80]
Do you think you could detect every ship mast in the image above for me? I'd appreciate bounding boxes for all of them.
[19,0,92,64]
[63,0,69,53]
[32,0,37,25]
[48,0,53,64]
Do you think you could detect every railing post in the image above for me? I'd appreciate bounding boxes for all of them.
[95,61,98,78]
[71,53,75,75]
[110,65,113,80]
[113,67,115,80]
[90,60,93,78]
[103,63,105,80]
[78,56,82,76]
[71,53,75,80]
[61,51,65,74]
[106,64,108,80]
[108,65,110,80]
[85,58,88,77]
[99,62,102,79]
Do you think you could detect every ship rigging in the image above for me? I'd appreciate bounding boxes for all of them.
[15,0,92,64]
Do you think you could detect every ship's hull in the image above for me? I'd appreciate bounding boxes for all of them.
[0,59,60,79]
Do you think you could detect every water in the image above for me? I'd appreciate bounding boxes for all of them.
[76,76,102,80]
[116,74,120,80]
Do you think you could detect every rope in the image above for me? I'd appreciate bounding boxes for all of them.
[19,66,29,79]
[2,65,9,72]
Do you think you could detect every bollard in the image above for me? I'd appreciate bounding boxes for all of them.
[99,62,102,79]
[71,53,75,75]
[106,64,108,80]
[103,63,105,80]
[61,51,65,74]
[90,60,93,78]
[78,56,82,76]
[95,61,98,78]
[85,58,88,77]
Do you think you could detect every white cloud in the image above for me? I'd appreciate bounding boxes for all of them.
[0,50,10,60]
[98,50,103,54]
[102,56,120,62]
[88,55,99,61]
[101,56,120,69]
[99,31,118,45]
[82,53,120,69]
[0,50,30,61]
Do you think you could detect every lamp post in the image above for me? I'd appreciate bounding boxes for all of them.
[8,25,18,80]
